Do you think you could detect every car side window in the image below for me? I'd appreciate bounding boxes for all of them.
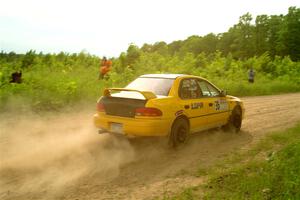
[197,80,220,97]
[179,79,202,99]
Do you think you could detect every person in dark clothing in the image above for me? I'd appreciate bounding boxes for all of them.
[10,71,22,83]
[248,68,255,83]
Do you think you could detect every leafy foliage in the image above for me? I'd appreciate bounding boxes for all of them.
[0,7,299,112]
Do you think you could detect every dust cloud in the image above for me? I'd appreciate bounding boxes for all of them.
[0,111,135,200]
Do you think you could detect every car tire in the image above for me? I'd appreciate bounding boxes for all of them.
[169,118,189,148]
[222,107,242,133]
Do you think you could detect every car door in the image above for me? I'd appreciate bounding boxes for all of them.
[197,80,230,126]
[178,78,209,133]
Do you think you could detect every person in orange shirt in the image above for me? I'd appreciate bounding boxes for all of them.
[99,57,112,79]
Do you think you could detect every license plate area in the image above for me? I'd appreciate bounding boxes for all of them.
[110,123,123,134]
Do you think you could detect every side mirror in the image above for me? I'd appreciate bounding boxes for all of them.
[220,90,227,97]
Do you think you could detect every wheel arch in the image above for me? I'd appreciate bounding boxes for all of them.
[169,114,190,147]
[228,104,243,132]
[171,115,190,130]
[232,105,242,115]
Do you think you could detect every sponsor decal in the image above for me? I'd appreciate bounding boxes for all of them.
[191,102,203,109]
[215,99,229,111]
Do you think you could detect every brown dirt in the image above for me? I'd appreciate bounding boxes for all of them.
[1,93,300,200]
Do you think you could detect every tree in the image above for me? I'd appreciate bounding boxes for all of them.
[22,50,36,68]
[281,7,300,61]
[234,13,255,58]
[179,35,203,56]
[199,33,219,54]
[255,15,269,55]
[152,42,168,55]
[267,15,284,58]
[167,40,183,56]
[125,44,141,67]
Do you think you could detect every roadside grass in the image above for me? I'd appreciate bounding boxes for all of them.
[1,52,300,112]
[1,51,300,112]
[1,72,299,113]
[163,123,300,200]
[214,77,300,97]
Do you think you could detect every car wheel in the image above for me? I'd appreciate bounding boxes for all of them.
[169,118,189,148]
[223,107,242,133]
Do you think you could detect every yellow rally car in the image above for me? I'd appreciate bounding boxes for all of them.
[94,74,245,146]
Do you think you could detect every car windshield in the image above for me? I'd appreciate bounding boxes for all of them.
[125,77,174,96]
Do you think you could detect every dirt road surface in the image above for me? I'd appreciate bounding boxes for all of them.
[1,93,300,200]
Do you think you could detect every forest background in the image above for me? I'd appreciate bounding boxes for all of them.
[0,7,299,112]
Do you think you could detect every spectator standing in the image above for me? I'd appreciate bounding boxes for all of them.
[248,68,255,83]
[10,71,22,83]
[99,57,112,79]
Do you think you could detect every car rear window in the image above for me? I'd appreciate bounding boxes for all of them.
[125,77,174,96]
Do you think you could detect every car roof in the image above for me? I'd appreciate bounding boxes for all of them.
[139,74,208,80]
[139,74,187,79]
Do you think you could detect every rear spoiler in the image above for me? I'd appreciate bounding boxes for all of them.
[103,88,157,100]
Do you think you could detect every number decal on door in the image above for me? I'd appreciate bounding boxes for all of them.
[215,100,228,111]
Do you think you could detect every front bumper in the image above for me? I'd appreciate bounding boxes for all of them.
[93,112,171,137]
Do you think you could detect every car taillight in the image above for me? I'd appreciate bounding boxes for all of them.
[135,107,162,117]
[97,102,105,112]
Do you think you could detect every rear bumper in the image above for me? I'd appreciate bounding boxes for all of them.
[93,113,171,137]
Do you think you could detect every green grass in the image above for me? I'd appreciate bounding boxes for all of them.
[1,52,300,112]
[2,70,299,113]
[214,77,300,97]
[166,123,300,200]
